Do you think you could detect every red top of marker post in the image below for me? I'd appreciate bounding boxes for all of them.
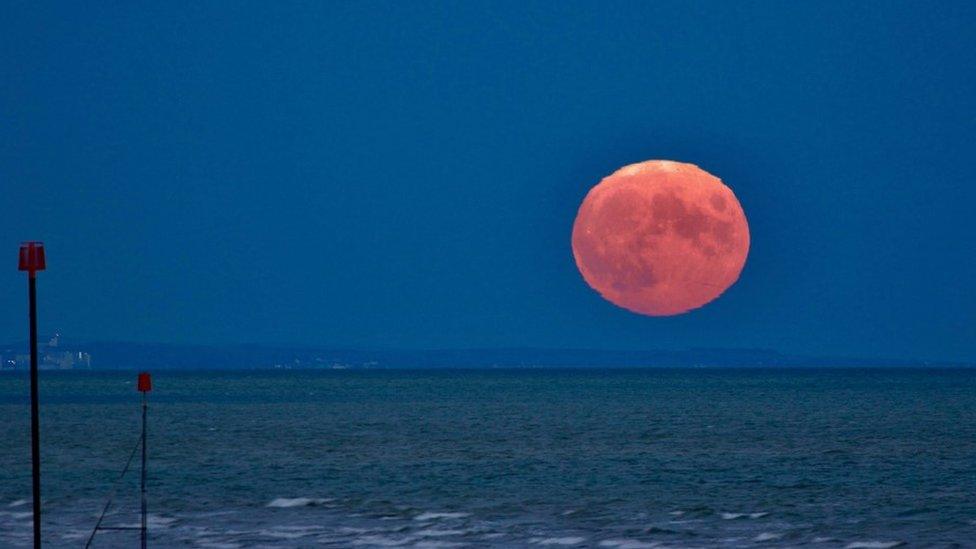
[18,242,46,279]
[137,372,152,393]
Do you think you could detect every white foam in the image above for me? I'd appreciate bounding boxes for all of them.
[720,512,768,520]
[414,512,470,521]
[844,543,904,549]
[598,539,659,548]
[532,537,586,546]
[414,542,467,548]
[754,532,783,542]
[257,529,307,539]
[113,514,177,529]
[266,497,331,508]
[813,537,837,543]
[58,530,90,541]
[7,500,27,508]
[148,514,177,527]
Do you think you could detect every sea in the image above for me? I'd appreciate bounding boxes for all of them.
[1,369,974,548]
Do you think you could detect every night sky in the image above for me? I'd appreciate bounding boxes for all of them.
[2,2,974,361]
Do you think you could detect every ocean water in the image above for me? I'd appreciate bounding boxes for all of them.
[1,369,974,548]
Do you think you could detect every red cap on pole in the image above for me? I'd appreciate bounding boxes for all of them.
[18,242,46,279]
[137,372,152,393]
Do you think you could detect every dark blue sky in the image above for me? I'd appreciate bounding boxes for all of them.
[2,2,974,361]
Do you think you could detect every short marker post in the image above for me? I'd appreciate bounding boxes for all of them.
[137,372,152,549]
[18,242,46,549]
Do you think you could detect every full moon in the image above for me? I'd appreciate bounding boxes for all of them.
[572,160,749,316]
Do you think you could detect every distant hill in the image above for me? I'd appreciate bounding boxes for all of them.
[1,341,965,370]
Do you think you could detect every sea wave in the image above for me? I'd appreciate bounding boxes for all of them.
[351,534,414,546]
[113,513,178,529]
[266,497,332,508]
[844,542,905,549]
[255,528,312,540]
[416,528,468,537]
[5,511,33,520]
[531,536,587,546]
[414,512,470,521]
[720,511,768,520]
[598,539,658,548]
[644,525,682,535]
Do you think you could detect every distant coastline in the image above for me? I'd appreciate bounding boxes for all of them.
[0,341,968,370]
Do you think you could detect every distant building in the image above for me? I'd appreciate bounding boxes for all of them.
[0,332,92,370]
[42,350,92,370]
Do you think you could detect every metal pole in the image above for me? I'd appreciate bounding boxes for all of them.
[140,391,147,549]
[20,242,46,549]
[29,275,41,549]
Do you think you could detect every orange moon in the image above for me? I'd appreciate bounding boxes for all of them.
[572,160,749,316]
